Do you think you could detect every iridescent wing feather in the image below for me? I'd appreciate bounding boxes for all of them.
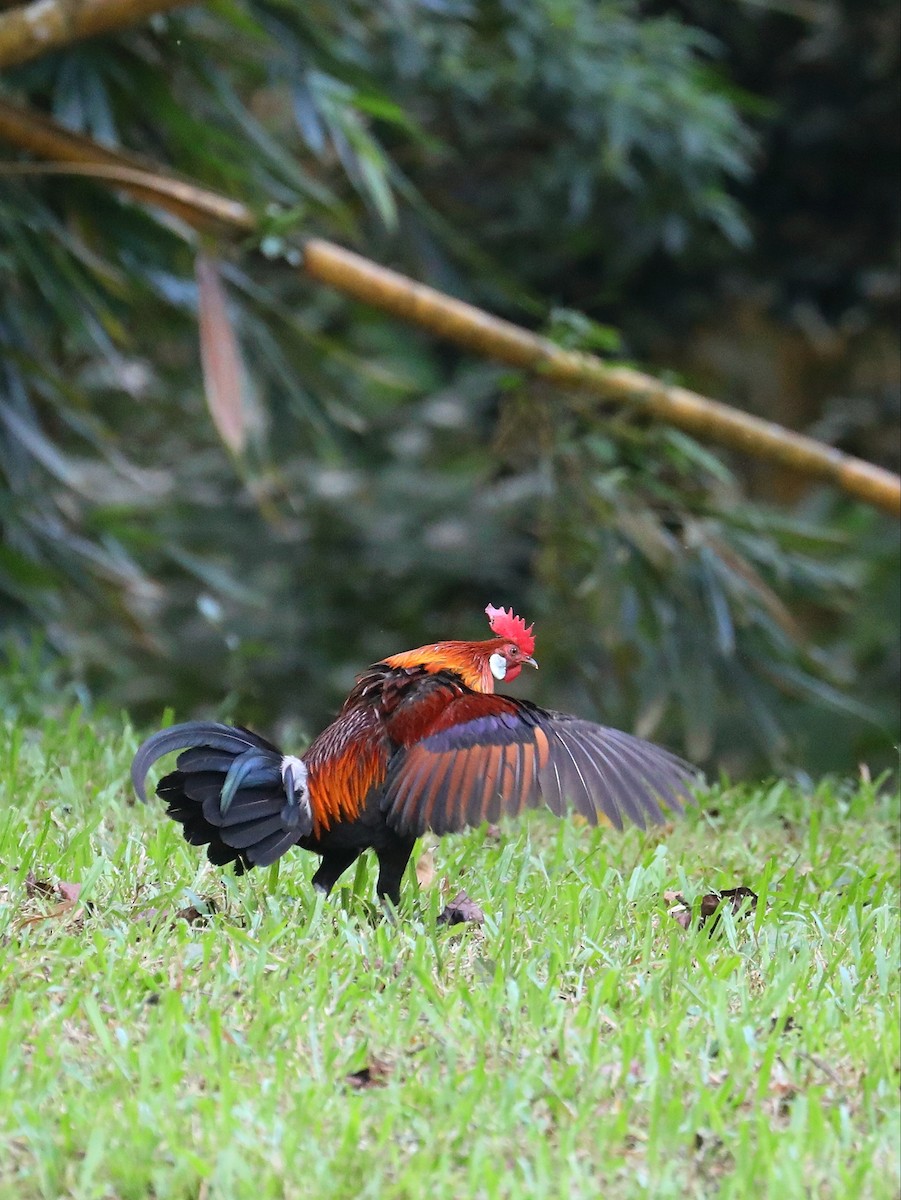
[382,697,697,837]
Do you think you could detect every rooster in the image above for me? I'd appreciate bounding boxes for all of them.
[132,605,696,905]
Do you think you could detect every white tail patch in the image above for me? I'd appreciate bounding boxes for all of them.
[281,755,312,826]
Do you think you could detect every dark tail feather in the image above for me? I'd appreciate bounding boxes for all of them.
[131,722,280,802]
[132,721,310,871]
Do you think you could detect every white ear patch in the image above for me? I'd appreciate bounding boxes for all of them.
[489,652,507,681]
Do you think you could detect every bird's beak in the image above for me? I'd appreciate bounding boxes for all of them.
[523,656,538,669]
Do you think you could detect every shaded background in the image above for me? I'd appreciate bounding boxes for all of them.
[1,0,898,776]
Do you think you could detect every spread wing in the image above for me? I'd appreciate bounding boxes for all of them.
[382,696,697,837]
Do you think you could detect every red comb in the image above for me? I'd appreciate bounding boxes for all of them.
[485,604,535,656]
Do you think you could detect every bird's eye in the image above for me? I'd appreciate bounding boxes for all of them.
[508,645,519,657]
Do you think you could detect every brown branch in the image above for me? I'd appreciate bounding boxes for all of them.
[301,243,900,518]
[0,98,898,519]
[0,0,195,69]
[0,102,252,231]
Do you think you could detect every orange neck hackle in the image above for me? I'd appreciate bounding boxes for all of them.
[382,639,507,693]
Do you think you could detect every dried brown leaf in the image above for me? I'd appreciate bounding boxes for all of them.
[704,886,758,923]
[174,902,215,927]
[25,871,55,898]
[17,876,88,929]
[415,849,436,889]
[438,890,485,926]
[667,885,758,933]
[17,901,71,928]
[196,255,247,456]
[135,906,165,925]
[666,897,694,930]
[345,1057,392,1090]
[769,1015,799,1035]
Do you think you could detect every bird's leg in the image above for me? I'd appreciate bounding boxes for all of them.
[374,837,416,908]
[311,849,362,896]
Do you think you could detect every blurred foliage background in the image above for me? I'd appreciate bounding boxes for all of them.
[0,0,898,777]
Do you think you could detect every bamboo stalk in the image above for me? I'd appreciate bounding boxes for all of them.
[0,98,898,518]
[302,242,901,518]
[0,0,194,69]
[0,102,252,231]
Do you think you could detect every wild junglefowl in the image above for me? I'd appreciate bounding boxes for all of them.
[132,605,697,904]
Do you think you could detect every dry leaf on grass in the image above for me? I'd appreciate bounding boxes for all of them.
[769,1015,799,1035]
[345,1057,392,1090]
[174,900,217,927]
[415,849,436,889]
[665,886,758,932]
[134,896,217,928]
[438,890,485,926]
[25,871,55,899]
[17,878,87,929]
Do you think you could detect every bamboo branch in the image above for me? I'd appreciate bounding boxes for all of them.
[0,102,252,231]
[0,98,898,519]
[302,242,901,518]
[0,0,194,69]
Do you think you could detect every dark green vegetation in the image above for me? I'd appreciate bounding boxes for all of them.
[1,714,899,1198]
[1,1,898,777]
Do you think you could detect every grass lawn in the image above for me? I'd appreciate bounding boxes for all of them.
[0,711,898,1199]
